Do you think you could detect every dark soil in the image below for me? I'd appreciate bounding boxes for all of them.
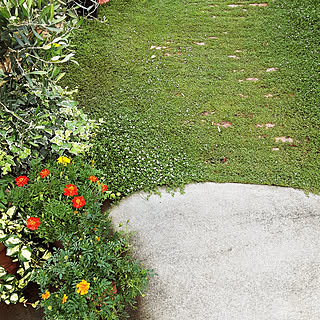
[0,282,43,320]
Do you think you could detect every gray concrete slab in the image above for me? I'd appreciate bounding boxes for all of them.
[110,183,320,320]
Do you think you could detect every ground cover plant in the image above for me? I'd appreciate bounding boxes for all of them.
[62,0,320,195]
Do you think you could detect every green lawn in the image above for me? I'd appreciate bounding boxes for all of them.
[62,0,320,195]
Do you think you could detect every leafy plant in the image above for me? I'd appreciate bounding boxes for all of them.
[0,206,51,305]
[7,157,151,319]
[0,0,100,176]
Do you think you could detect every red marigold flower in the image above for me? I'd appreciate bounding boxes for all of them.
[72,196,86,208]
[40,169,50,178]
[101,184,108,192]
[27,217,41,230]
[63,184,78,197]
[15,176,29,187]
[89,176,98,183]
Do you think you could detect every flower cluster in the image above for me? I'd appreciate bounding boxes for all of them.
[76,279,90,295]
[40,169,50,178]
[8,156,142,319]
[41,279,90,307]
[15,176,29,187]
[72,196,86,209]
[57,156,71,166]
[88,175,108,193]
[26,217,41,231]
[42,290,50,300]
[63,184,78,197]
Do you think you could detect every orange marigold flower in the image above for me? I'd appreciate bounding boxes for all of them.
[89,175,98,183]
[40,169,50,178]
[96,236,100,241]
[72,196,86,208]
[42,290,50,300]
[62,294,68,304]
[15,176,29,187]
[101,184,108,192]
[26,217,41,230]
[76,280,90,295]
[63,184,78,197]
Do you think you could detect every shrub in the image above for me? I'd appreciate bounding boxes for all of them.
[7,157,151,319]
[0,0,100,176]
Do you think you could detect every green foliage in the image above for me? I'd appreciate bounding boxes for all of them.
[8,156,119,243]
[0,206,51,305]
[62,0,320,194]
[7,157,151,319]
[0,0,99,176]
[35,226,149,320]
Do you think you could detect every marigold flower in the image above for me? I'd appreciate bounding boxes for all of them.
[26,217,41,230]
[63,184,78,197]
[62,294,68,304]
[40,169,50,178]
[89,175,98,183]
[76,280,90,295]
[42,290,50,300]
[15,176,29,187]
[96,236,100,241]
[72,196,86,208]
[57,156,71,166]
[101,184,108,192]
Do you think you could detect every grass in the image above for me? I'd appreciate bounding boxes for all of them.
[62,0,320,195]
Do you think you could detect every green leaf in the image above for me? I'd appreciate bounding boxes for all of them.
[59,53,75,63]
[0,7,10,19]
[55,72,65,82]
[31,26,44,41]
[28,71,47,75]
[50,3,54,21]
[51,55,61,61]
[20,247,32,261]
[12,33,24,48]
[4,235,22,247]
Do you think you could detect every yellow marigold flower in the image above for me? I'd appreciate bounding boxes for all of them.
[57,156,71,166]
[76,279,90,295]
[42,290,50,300]
[62,294,68,304]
